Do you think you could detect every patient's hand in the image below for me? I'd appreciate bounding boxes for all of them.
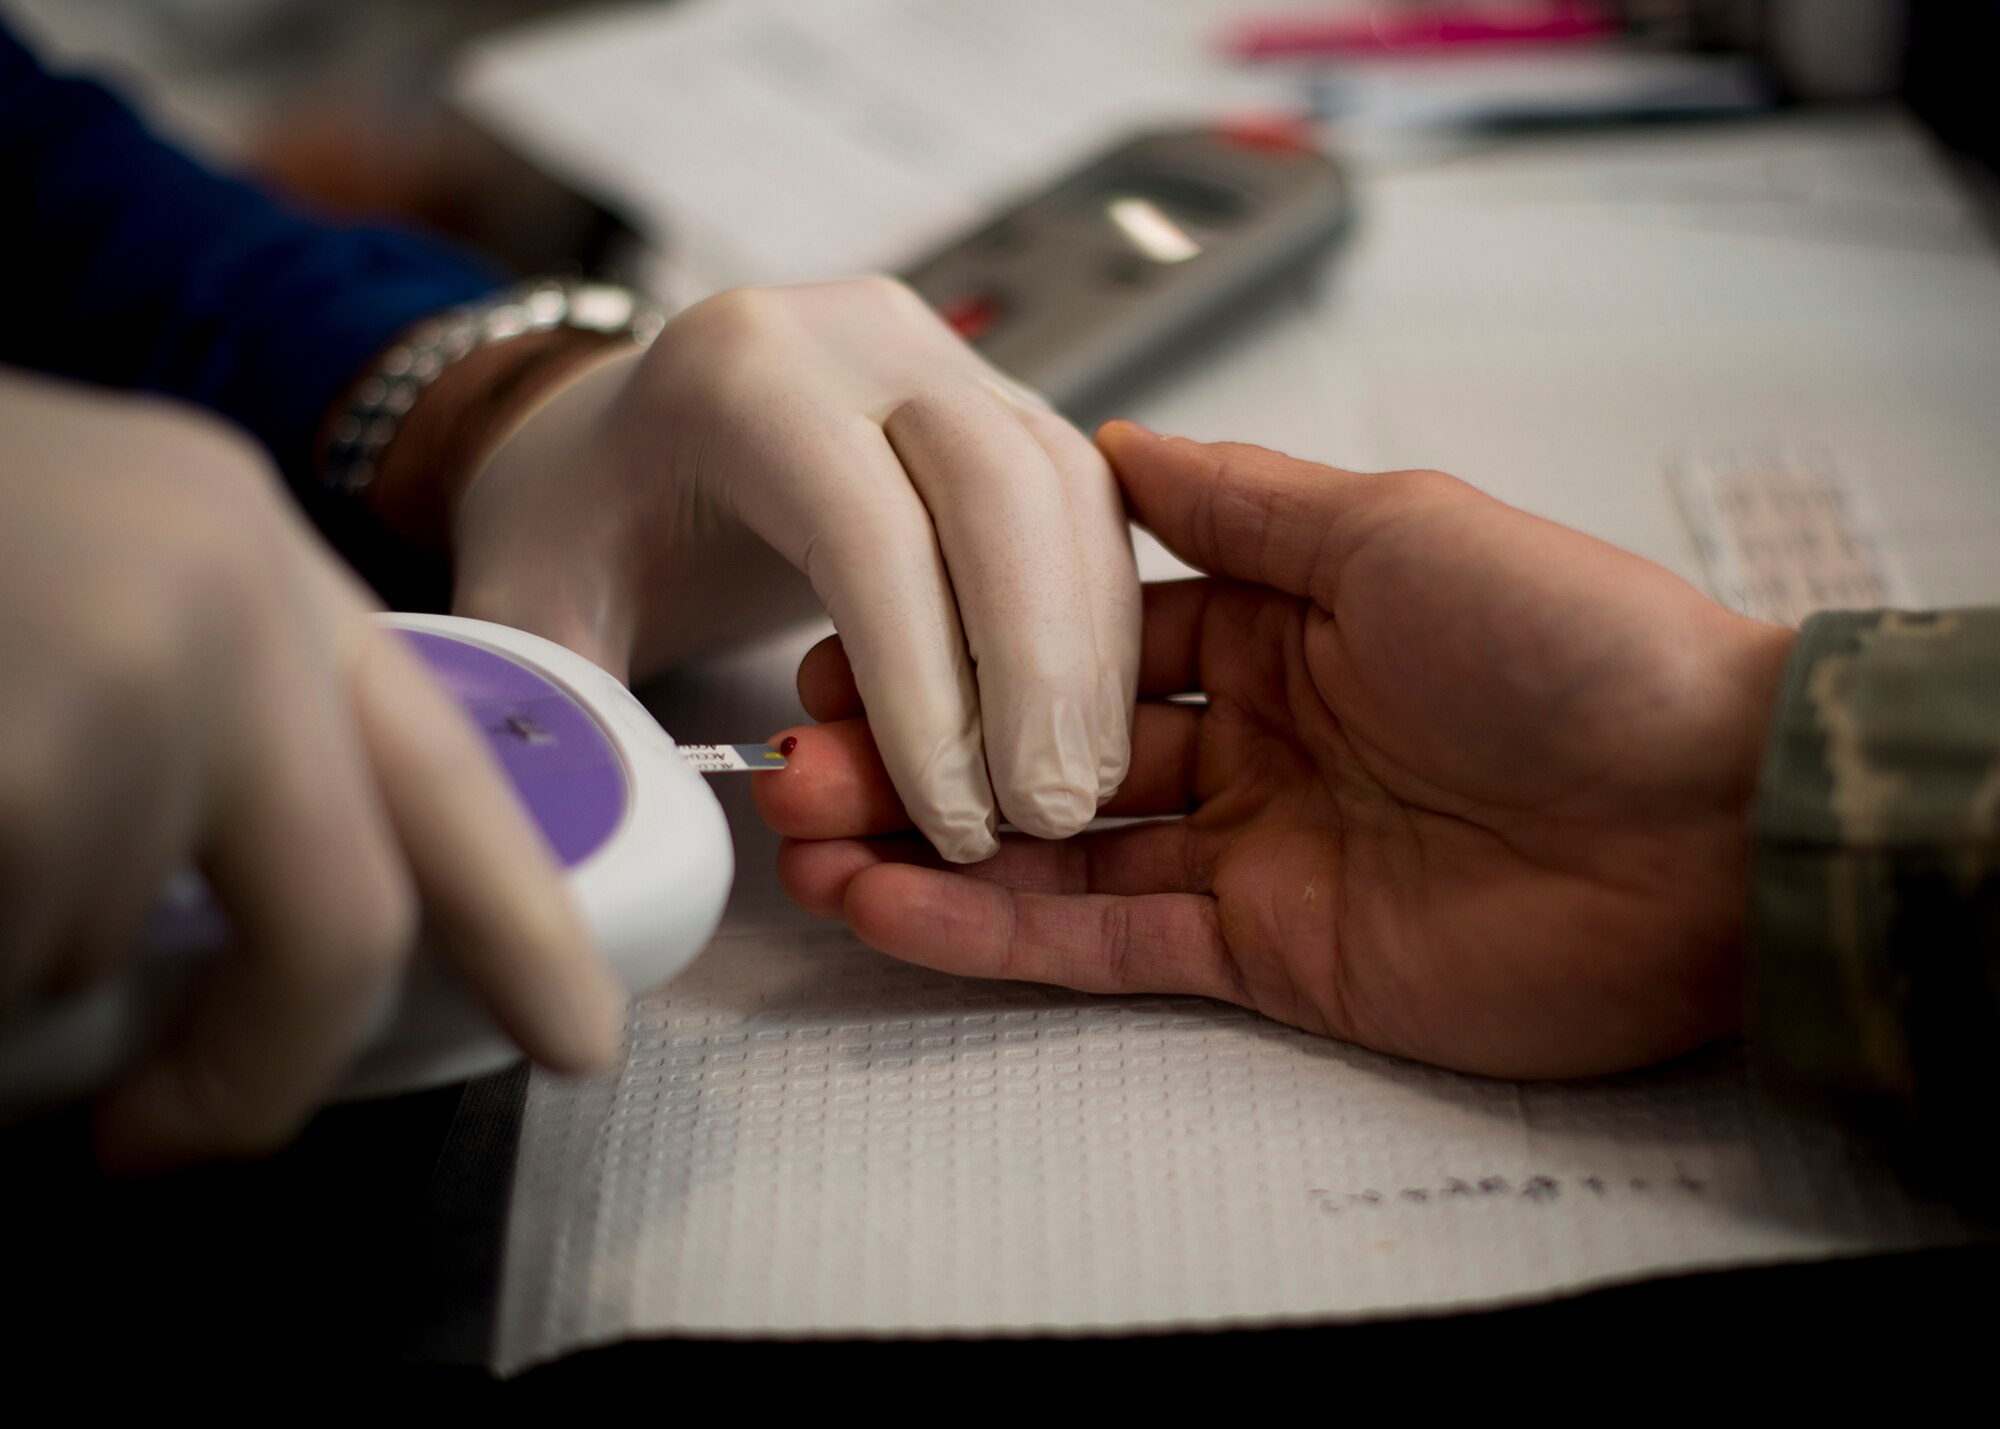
[756,425,1793,1078]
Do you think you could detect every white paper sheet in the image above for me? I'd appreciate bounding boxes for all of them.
[488,98,2000,1373]
[456,0,1285,286]
[1669,440,1914,626]
[498,924,1973,1371]
[453,0,1778,287]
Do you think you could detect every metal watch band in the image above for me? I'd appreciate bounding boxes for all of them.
[322,278,669,496]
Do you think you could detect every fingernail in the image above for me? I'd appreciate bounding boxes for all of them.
[1096,668,1133,794]
[580,980,630,1071]
[1095,419,1157,446]
[1012,785,1098,840]
[919,796,1000,865]
[934,823,1000,865]
[541,897,629,1073]
[1013,684,1103,839]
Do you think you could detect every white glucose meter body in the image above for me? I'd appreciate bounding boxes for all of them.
[0,614,735,1117]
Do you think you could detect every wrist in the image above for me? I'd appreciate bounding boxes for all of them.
[1690,613,1796,1039]
[446,348,654,676]
[346,328,636,553]
[1730,615,1799,820]
[316,281,667,554]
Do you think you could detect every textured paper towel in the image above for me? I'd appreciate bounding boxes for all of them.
[496,923,1975,1372]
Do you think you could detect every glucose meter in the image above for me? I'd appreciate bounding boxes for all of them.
[0,613,750,1118]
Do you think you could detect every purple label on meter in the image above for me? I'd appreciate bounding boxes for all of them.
[143,630,628,955]
[402,630,628,868]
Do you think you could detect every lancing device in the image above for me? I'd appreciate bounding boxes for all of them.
[0,613,775,1119]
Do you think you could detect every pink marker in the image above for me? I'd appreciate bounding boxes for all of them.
[1222,1,1618,61]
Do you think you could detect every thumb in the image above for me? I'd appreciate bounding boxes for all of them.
[1096,421,1432,607]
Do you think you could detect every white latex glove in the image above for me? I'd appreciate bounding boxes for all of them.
[0,372,623,1170]
[455,278,1142,863]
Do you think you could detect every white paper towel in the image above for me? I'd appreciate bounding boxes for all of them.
[496,924,1973,1373]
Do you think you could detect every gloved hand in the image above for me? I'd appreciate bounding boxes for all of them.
[757,426,1798,1080]
[453,278,1141,864]
[0,373,624,1170]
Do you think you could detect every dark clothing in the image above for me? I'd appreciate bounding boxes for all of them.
[1750,609,2000,1179]
[1,18,501,486]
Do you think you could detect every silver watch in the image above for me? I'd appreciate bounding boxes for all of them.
[322,278,669,495]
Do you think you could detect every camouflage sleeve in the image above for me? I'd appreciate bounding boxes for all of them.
[1748,609,2000,1169]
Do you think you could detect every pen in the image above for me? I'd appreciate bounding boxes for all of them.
[1222,2,1619,61]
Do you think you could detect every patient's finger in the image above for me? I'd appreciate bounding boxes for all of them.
[845,862,1239,1004]
[778,819,1209,918]
[757,702,1204,841]
[1138,578,1214,698]
[752,720,904,840]
[797,634,863,723]
[1116,702,1203,816]
[777,837,897,918]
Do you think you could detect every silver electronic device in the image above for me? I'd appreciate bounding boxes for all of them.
[903,124,1352,425]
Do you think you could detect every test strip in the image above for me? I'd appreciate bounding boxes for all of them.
[677,743,787,773]
[1669,441,1909,628]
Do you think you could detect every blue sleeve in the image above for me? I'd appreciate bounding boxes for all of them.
[1,20,506,486]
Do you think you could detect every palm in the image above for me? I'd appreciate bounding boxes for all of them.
[1178,503,1770,1075]
[766,433,1789,1079]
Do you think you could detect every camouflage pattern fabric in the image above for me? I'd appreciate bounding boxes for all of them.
[1749,610,2000,1174]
